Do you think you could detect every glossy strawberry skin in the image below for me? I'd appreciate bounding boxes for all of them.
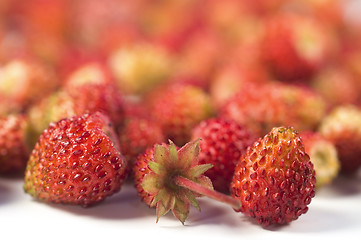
[119,117,165,170]
[230,127,316,226]
[0,114,30,174]
[24,112,128,207]
[148,83,214,146]
[191,118,256,193]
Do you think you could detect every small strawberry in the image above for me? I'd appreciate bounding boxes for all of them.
[191,118,256,193]
[108,43,173,95]
[24,112,128,207]
[300,131,340,188]
[147,83,214,146]
[261,12,337,82]
[133,140,215,224]
[311,66,361,109]
[0,59,58,111]
[119,116,165,170]
[209,62,270,109]
[230,127,316,226]
[319,105,361,174]
[27,82,125,146]
[221,81,325,137]
[0,114,30,174]
[63,62,115,89]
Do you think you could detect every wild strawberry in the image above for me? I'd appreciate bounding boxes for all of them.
[108,43,173,95]
[133,140,214,224]
[0,114,30,174]
[0,59,58,111]
[221,81,325,137]
[27,82,125,146]
[261,12,337,82]
[319,105,361,174]
[300,131,340,188]
[24,112,128,207]
[230,127,316,226]
[63,62,115,89]
[147,83,214,146]
[209,62,270,109]
[119,116,165,170]
[191,118,256,193]
[311,65,361,110]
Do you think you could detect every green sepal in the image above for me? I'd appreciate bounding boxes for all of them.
[172,199,190,225]
[184,190,200,212]
[169,140,179,164]
[148,161,165,175]
[177,139,201,169]
[189,163,213,177]
[141,172,161,194]
[154,143,169,166]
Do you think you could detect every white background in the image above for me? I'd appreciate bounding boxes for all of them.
[1,170,361,240]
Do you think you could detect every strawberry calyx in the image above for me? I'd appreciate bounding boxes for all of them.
[141,139,213,224]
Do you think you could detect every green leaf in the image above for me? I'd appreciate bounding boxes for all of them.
[169,140,178,164]
[172,199,190,225]
[178,139,200,169]
[184,190,200,212]
[148,161,165,175]
[156,194,174,223]
[189,164,213,178]
[154,144,169,166]
[150,188,167,207]
[141,173,161,194]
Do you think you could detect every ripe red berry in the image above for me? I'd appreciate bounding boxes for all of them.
[191,118,256,193]
[0,114,30,174]
[24,112,128,207]
[230,127,316,226]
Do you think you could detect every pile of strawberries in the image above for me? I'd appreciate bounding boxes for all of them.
[1,0,361,227]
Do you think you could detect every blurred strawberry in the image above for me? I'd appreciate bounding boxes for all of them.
[147,82,214,146]
[0,114,30,174]
[0,58,59,111]
[319,105,361,174]
[261,12,338,83]
[108,42,173,95]
[300,131,340,188]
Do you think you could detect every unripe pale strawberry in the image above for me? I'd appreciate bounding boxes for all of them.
[300,131,340,188]
[319,105,361,174]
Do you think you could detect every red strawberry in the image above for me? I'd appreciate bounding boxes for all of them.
[191,118,256,193]
[221,81,325,137]
[0,59,59,111]
[27,82,125,146]
[261,12,337,82]
[319,105,361,174]
[24,112,128,207]
[0,114,30,174]
[147,83,214,146]
[230,127,316,226]
[133,140,214,224]
[119,116,165,170]
[311,65,361,109]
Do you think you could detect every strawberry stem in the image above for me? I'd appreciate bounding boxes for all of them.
[174,175,242,211]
